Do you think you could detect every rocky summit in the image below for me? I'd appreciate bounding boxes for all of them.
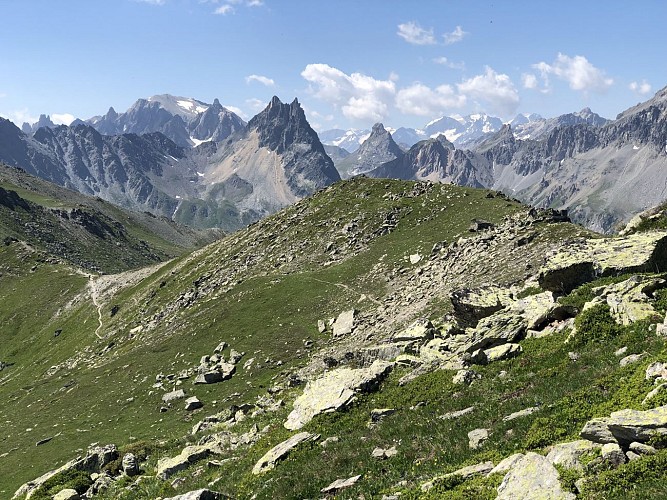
[3,171,667,499]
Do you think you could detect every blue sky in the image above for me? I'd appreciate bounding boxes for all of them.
[1,0,665,131]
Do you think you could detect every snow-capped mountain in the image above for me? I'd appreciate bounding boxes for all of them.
[317,129,371,153]
[334,123,404,178]
[510,108,608,140]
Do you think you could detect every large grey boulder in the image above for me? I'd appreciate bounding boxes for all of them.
[321,474,361,493]
[450,286,512,326]
[538,231,667,293]
[53,490,80,500]
[496,452,576,499]
[284,360,392,430]
[545,440,601,471]
[252,432,319,474]
[464,313,526,353]
[122,452,140,476]
[332,309,356,337]
[581,405,667,445]
[162,389,187,403]
[194,363,235,384]
[156,445,212,480]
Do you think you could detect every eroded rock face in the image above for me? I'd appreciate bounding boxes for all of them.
[252,432,319,474]
[450,286,512,326]
[496,452,576,500]
[538,231,667,293]
[284,360,393,430]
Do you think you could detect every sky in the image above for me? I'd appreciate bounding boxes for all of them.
[1,0,666,132]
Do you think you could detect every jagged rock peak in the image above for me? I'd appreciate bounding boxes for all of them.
[106,107,118,119]
[371,123,387,134]
[212,98,221,107]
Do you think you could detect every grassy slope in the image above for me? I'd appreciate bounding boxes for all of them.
[0,177,616,498]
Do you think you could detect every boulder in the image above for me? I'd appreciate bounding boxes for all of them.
[643,383,667,404]
[156,445,212,480]
[393,318,434,342]
[213,341,227,354]
[332,309,356,337]
[646,361,667,381]
[371,446,398,460]
[321,474,361,493]
[53,490,79,500]
[496,452,576,500]
[162,389,186,403]
[468,428,489,449]
[122,452,140,476]
[478,343,523,364]
[452,369,478,386]
[538,231,667,293]
[581,405,667,445]
[583,275,665,325]
[194,363,235,384]
[619,353,646,367]
[546,440,601,471]
[440,406,475,420]
[601,442,626,467]
[370,408,396,423]
[629,441,656,455]
[252,432,319,474]
[489,453,524,475]
[164,489,223,500]
[463,313,526,353]
[284,360,393,430]
[503,406,538,422]
[450,286,512,326]
[185,397,203,411]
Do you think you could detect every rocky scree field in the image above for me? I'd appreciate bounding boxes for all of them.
[3,177,667,499]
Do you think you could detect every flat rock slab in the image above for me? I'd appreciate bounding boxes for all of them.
[421,461,494,492]
[321,474,361,493]
[546,440,601,471]
[252,432,319,474]
[538,231,667,293]
[332,309,356,337]
[585,275,665,326]
[496,452,575,500]
[162,389,186,403]
[157,445,212,480]
[503,406,538,422]
[284,360,393,430]
[490,453,524,475]
[581,405,667,445]
[53,490,80,500]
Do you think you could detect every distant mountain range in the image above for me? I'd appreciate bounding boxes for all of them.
[1,96,339,231]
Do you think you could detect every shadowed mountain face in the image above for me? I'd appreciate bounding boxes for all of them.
[335,123,404,179]
[0,97,339,231]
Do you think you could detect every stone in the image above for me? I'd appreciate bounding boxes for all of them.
[122,452,140,476]
[489,453,524,475]
[321,474,361,493]
[252,432,319,474]
[332,309,356,337]
[546,440,601,471]
[629,441,656,455]
[409,253,421,264]
[421,461,494,492]
[643,383,667,404]
[164,489,223,500]
[615,346,628,357]
[468,428,489,449]
[214,342,227,353]
[317,319,326,333]
[393,318,434,342]
[13,444,118,499]
[194,363,235,384]
[601,442,626,467]
[156,445,212,479]
[162,389,186,403]
[496,452,576,500]
[503,406,539,422]
[440,406,475,420]
[53,490,80,500]
[450,286,512,326]
[511,292,556,330]
[372,446,398,460]
[284,360,393,430]
[185,397,203,411]
[370,408,396,423]
[464,313,526,353]
[452,369,477,386]
[479,343,523,364]
[320,436,339,447]
[620,353,646,367]
[646,361,667,381]
[581,405,667,445]
[538,232,667,293]
[228,349,243,364]
[626,450,641,461]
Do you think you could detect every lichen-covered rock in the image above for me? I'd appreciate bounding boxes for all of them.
[53,490,79,500]
[538,231,667,293]
[164,489,223,500]
[601,442,626,467]
[450,286,513,326]
[463,313,526,353]
[583,275,665,325]
[546,440,601,471]
[284,360,393,430]
[393,318,434,342]
[122,452,139,476]
[581,405,667,445]
[468,428,489,449]
[252,432,319,474]
[156,445,212,479]
[321,474,361,493]
[646,361,667,380]
[421,461,494,492]
[496,452,576,499]
[162,389,186,403]
[489,453,524,475]
[477,343,523,364]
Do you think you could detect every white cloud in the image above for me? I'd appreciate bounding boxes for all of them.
[52,113,75,126]
[521,73,538,90]
[397,21,436,45]
[135,0,165,5]
[457,66,520,117]
[443,25,467,45]
[433,57,465,70]
[246,98,267,112]
[301,63,396,122]
[533,53,613,93]
[0,109,38,127]
[214,4,234,14]
[396,83,465,116]
[245,74,275,87]
[629,80,652,96]
[246,0,263,6]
